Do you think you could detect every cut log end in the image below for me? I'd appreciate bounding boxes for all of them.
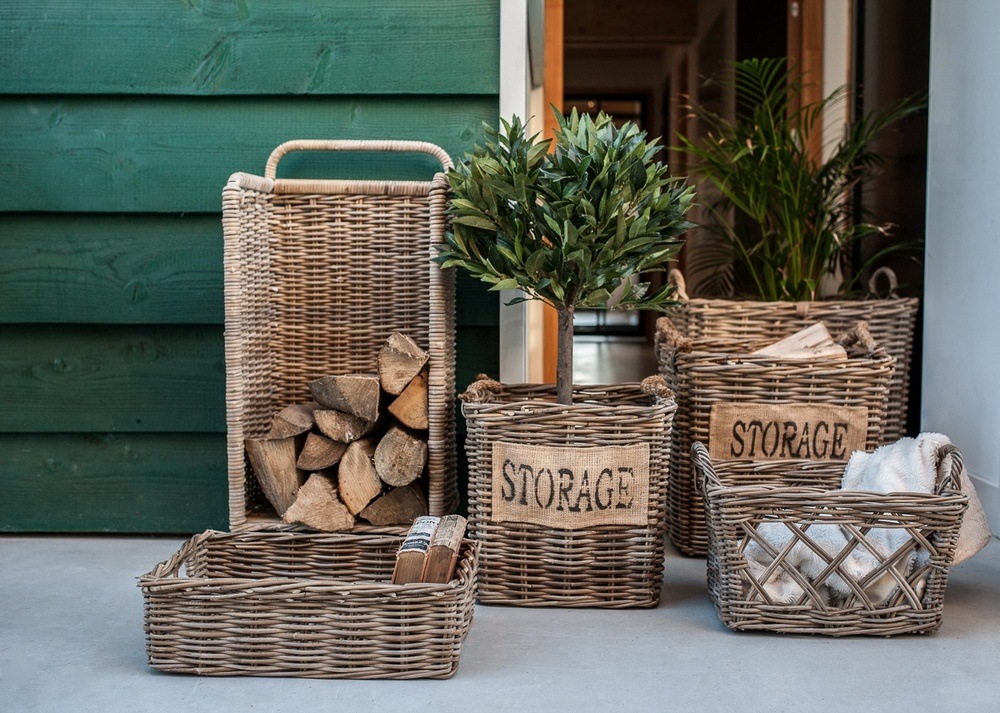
[245,437,306,516]
[378,332,429,395]
[338,438,384,515]
[281,472,355,532]
[309,374,381,422]
[375,425,428,487]
[359,482,428,526]
[387,370,429,430]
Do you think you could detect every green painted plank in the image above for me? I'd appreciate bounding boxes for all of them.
[0,433,227,533]
[0,0,499,96]
[0,325,224,433]
[0,214,222,324]
[0,95,496,212]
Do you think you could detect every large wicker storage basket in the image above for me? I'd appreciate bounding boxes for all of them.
[221,140,457,528]
[462,381,676,608]
[692,442,968,636]
[139,529,479,677]
[669,269,918,442]
[656,318,895,556]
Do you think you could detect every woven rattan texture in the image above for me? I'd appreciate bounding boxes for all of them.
[657,333,895,557]
[462,384,676,608]
[671,296,918,442]
[692,443,967,636]
[222,157,456,528]
[139,530,479,678]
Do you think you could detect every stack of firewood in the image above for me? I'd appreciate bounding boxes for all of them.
[245,332,431,530]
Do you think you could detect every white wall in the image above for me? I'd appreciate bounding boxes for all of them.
[923,0,1000,529]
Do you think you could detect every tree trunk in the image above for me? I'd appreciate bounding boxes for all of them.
[556,305,574,405]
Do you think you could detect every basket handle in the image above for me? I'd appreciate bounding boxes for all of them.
[668,268,690,302]
[692,441,721,495]
[654,316,692,353]
[867,266,900,298]
[458,373,505,404]
[264,139,454,179]
[139,530,216,582]
[935,443,965,495]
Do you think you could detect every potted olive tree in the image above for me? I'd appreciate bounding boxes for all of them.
[436,110,695,607]
[670,56,924,442]
[439,110,694,404]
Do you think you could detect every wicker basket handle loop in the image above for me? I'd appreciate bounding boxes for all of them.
[459,374,505,404]
[836,320,878,356]
[867,266,900,298]
[264,140,454,179]
[691,442,720,495]
[935,444,965,495]
[139,530,217,582]
[667,268,689,302]
[654,316,692,353]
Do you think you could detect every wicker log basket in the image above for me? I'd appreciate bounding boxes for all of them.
[656,318,896,557]
[139,529,479,678]
[668,268,918,443]
[692,442,968,636]
[221,140,457,528]
[461,378,677,608]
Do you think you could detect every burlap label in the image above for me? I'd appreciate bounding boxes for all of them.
[708,403,868,461]
[490,442,650,528]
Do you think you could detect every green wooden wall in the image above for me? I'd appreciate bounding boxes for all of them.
[0,0,500,532]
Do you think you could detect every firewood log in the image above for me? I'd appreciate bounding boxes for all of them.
[359,482,428,525]
[374,425,428,487]
[337,438,384,515]
[388,370,428,430]
[309,374,381,422]
[244,436,306,515]
[281,472,354,532]
[378,332,429,395]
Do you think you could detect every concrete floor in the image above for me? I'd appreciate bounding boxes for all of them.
[1,535,997,713]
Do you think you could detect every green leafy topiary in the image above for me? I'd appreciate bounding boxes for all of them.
[437,109,695,404]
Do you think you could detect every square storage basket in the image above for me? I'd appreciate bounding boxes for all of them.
[692,442,968,636]
[668,268,918,443]
[221,140,457,528]
[139,529,479,678]
[461,382,677,608]
[655,317,895,556]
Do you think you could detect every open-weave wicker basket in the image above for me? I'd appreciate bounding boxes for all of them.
[668,269,918,443]
[462,381,676,608]
[656,317,895,556]
[139,529,479,678]
[692,442,968,636]
[221,140,457,528]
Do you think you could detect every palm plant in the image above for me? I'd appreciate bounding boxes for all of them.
[436,109,695,405]
[676,57,923,301]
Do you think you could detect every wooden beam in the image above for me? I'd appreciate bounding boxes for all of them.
[787,0,825,162]
[542,0,564,385]
[564,0,697,49]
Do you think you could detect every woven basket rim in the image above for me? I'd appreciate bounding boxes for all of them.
[139,529,479,594]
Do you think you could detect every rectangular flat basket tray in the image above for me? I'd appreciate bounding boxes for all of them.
[139,529,479,679]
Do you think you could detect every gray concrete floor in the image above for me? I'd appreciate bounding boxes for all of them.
[1,535,998,713]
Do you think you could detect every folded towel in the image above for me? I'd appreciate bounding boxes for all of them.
[842,432,991,565]
[743,432,991,608]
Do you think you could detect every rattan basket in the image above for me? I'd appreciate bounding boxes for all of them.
[656,318,895,557]
[669,268,918,442]
[692,442,968,636]
[461,381,676,608]
[221,140,457,528]
[139,529,479,678]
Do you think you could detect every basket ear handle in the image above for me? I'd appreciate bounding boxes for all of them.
[459,374,504,404]
[264,140,454,179]
[654,316,692,353]
[934,443,965,495]
[867,267,900,298]
[668,268,690,302]
[692,442,720,495]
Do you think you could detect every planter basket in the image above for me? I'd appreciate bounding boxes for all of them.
[656,318,895,556]
[139,529,479,678]
[692,442,968,636]
[669,268,918,442]
[461,380,676,608]
[221,140,457,528]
